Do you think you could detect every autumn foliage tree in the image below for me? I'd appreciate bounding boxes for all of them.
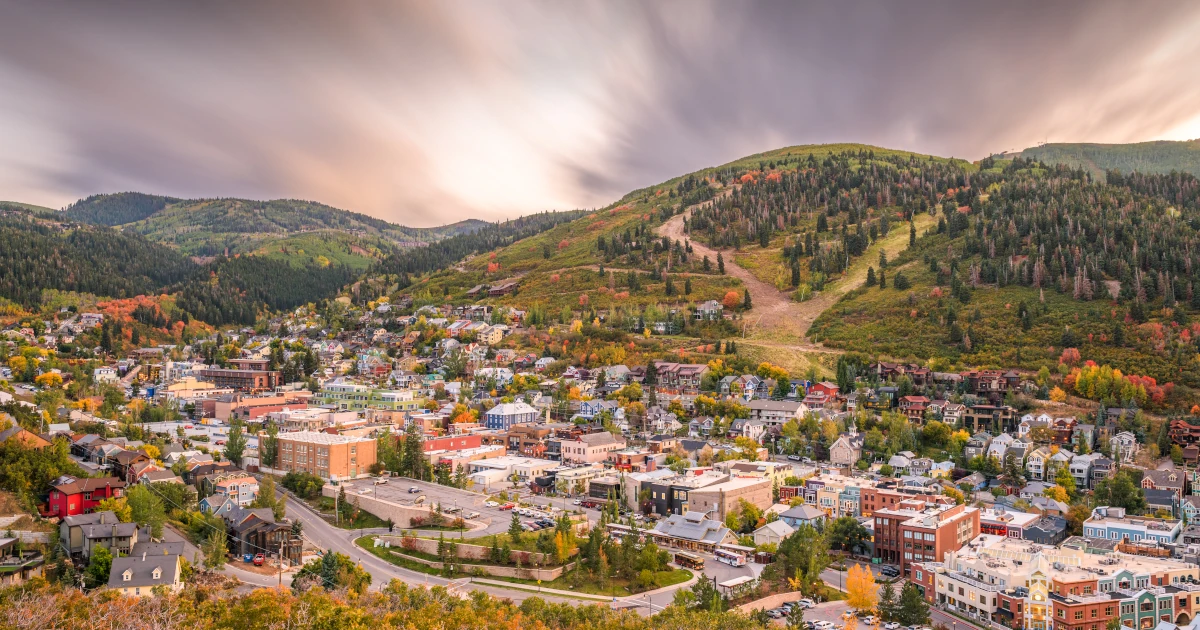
[845,563,879,612]
[722,291,741,310]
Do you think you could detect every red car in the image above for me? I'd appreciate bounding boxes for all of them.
[253,554,265,566]
[499,503,515,510]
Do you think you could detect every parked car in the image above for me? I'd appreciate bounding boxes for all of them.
[883,623,902,630]
[798,599,815,609]
[572,499,581,505]
[463,511,480,519]
[766,609,784,619]
[374,478,388,485]
[788,455,802,461]
[484,501,499,508]
[253,554,265,566]
[879,565,900,577]
[841,612,856,621]
[500,503,515,510]
[408,487,420,493]
[862,616,878,625]
[242,554,254,563]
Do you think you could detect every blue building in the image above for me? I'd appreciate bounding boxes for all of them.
[1082,506,1181,544]
[483,401,539,430]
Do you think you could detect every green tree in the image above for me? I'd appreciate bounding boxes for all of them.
[260,423,279,467]
[202,527,227,572]
[897,582,930,625]
[294,551,371,595]
[826,515,870,554]
[125,484,166,539]
[878,582,900,621]
[84,545,113,589]
[508,512,523,545]
[224,420,248,466]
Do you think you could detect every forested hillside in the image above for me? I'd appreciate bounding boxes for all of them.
[810,157,1200,396]
[63,192,180,225]
[0,209,194,307]
[1017,140,1200,179]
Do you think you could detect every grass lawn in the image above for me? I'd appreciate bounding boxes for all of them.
[308,496,391,530]
[355,535,691,595]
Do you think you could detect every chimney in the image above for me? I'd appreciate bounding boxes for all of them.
[112,525,117,536]
[100,512,106,524]
[142,551,146,561]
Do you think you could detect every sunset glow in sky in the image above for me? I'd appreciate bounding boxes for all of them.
[2,1,1200,226]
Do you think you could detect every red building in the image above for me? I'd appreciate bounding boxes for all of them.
[421,434,483,453]
[43,477,126,517]
[873,499,980,578]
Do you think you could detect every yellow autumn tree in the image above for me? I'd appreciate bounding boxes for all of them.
[1049,386,1067,402]
[1044,485,1069,503]
[34,372,63,388]
[845,563,878,612]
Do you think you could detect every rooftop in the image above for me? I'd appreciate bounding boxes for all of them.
[277,430,373,445]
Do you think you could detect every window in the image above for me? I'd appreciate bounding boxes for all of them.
[1075,611,1083,620]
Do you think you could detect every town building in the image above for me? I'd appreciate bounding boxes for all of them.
[483,401,539,430]
[560,432,626,464]
[43,477,126,518]
[198,367,281,392]
[275,431,377,480]
[873,498,980,578]
[1083,507,1182,545]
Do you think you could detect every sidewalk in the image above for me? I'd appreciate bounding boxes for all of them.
[468,577,613,600]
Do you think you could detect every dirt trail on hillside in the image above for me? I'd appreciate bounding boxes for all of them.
[656,207,836,348]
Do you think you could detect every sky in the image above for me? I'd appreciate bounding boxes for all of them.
[2,1,1200,226]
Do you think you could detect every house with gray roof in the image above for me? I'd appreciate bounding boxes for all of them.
[108,551,182,597]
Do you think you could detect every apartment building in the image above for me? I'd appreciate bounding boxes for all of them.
[560,431,626,464]
[316,380,423,412]
[874,498,980,578]
[198,367,281,392]
[1083,507,1182,544]
[912,534,1200,630]
[276,431,376,480]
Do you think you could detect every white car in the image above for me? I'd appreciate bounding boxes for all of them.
[572,499,581,505]
[798,599,816,609]
[862,616,878,626]
[884,623,901,630]
[484,501,498,508]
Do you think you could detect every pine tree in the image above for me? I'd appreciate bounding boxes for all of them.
[684,277,692,295]
[866,267,876,287]
[897,582,929,625]
[743,290,752,309]
[508,512,523,545]
[878,582,899,621]
[717,253,725,274]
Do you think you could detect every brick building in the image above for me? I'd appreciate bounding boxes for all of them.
[873,498,980,578]
[276,431,377,480]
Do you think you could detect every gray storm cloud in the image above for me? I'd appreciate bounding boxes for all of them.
[0,1,1198,226]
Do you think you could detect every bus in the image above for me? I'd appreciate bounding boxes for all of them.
[674,551,705,570]
[714,544,751,567]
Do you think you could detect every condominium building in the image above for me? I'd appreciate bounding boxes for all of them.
[316,380,423,412]
[911,534,1200,630]
[276,431,376,480]
[874,498,980,578]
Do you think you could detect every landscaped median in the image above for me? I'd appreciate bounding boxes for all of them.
[356,534,692,597]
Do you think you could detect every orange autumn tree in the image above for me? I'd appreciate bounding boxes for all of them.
[722,291,741,310]
[845,564,878,612]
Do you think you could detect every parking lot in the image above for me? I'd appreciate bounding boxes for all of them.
[141,420,260,449]
[337,477,570,537]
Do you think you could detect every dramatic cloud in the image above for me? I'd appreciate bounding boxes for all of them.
[1,1,1199,225]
